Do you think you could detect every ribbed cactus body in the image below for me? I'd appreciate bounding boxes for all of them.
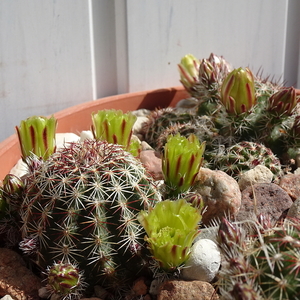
[214,141,282,179]
[142,108,195,148]
[251,223,300,299]
[20,139,160,289]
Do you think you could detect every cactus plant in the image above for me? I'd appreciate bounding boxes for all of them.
[141,107,196,149]
[213,141,282,180]
[19,139,161,297]
[216,216,300,300]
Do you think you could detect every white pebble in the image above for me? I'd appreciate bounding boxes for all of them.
[56,132,80,148]
[80,130,93,141]
[181,239,221,282]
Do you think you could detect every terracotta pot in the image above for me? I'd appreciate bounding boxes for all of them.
[0,86,188,180]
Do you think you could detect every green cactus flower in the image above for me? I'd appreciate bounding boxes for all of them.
[162,133,205,196]
[268,87,299,116]
[16,115,57,160]
[91,109,138,153]
[220,67,256,115]
[178,54,200,90]
[138,199,201,271]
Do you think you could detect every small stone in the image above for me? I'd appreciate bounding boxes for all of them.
[1,296,14,300]
[237,183,293,222]
[175,98,198,110]
[181,239,221,282]
[9,159,28,178]
[80,130,94,141]
[238,165,273,191]
[132,109,151,117]
[157,280,219,300]
[149,279,160,296]
[55,132,80,148]
[279,173,300,201]
[38,287,50,299]
[0,248,42,300]
[194,168,241,225]
[140,146,163,180]
[131,277,148,296]
[133,116,150,134]
[287,197,300,220]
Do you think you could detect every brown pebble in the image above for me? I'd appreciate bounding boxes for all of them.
[0,248,42,300]
[237,183,293,222]
[279,173,300,201]
[157,280,219,300]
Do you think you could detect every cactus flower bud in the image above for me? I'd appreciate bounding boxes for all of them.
[137,199,201,271]
[47,261,84,298]
[198,59,215,87]
[178,54,200,90]
[2,174,24,210]
[91,109,137,153]
[268,87,299,116]
[218,217,243,249]
[162,133,205,196]
[16,115,57,160]
[220,67,256,115]
[2,174,24,199]
[231,283,260,300]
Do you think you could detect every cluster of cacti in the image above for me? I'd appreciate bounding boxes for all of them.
[0,111,206,300]
[216,216,300,299]
[2,52,300,300]
[142,53,300,178]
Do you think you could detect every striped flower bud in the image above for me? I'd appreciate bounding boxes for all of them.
[47,261,84,298]
[162,133,205,196]
[16,115,57,160]
[91,109,137,153]
[268,87,299,116]
[220,67,256,115]
[178,54,200,90]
